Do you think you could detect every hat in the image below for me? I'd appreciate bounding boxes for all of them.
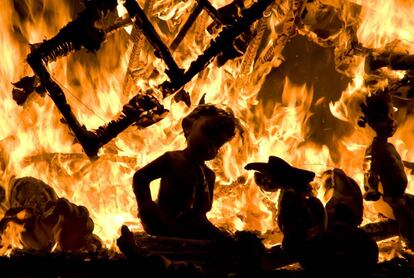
[245,156,315,191]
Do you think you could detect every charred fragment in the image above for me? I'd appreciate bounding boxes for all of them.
[365,52,414,73]
[160,0,275,95]
[27,0,118,68]
[123,0,184,83]
[11,76,45,106]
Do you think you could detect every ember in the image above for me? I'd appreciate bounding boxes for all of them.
[1,0,414,276]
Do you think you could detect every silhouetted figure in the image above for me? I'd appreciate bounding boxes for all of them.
[320,168,363,227]
[246,156,378,274]
[245,157,325,262]
[359,89,414,248]
[133,104,238,239]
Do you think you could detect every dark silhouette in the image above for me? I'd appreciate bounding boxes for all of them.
[133,104,237,239]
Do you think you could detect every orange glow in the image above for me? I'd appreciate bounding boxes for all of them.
[0,0,414,261]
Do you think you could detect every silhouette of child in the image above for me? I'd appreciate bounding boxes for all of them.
[359,89,414,247]
[133,104,237,239]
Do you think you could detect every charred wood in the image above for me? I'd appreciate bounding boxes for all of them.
[161,0,276,96]
[16,0,275,157]
[123,0,184,83]
[122,0,154,96]
[169,1,205,52]
[11,76,45,105]
[361,219,400,242]
[117,219,399,273]
[27,0,117,67]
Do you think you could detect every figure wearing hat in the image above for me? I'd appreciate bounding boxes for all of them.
[245,156,325,259]
[245,157,378,273]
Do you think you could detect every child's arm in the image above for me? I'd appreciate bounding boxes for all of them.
[133,153,181,233]
[133,153,169,208]
[363,147,381,201]
[193,167,215,214]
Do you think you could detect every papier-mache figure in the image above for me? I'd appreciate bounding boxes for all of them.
[0,177,99,252]
[246,157,378,273]
[359,88,414,248]
[133,104,238,239]
[245,157,325,261]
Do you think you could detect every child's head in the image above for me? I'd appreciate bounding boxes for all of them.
[359,89,396,138]
[182,104,237,161]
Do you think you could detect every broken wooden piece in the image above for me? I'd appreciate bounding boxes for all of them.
[124,0,184,83]
[15,0,273,158]
[118,226,265,275]
[11,76,45,105]
[160,0,275,96]
[365,52,414,73]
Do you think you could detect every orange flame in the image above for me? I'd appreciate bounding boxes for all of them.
[0,0,413,260]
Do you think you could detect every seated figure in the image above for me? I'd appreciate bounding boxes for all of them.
[133,104,238,239]
[246,156,378,273]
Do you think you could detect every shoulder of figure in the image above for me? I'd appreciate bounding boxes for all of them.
[163,150,186,162]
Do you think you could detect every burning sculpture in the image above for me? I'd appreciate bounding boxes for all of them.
[12,0,272,158]
[0,177,98,253]
[359,88,414,248]
[2,0,414,275]
[246,157,378,273]
[134,104,237,239]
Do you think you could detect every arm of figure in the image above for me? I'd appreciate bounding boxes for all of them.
[363,148,381,201]
[194,167,215,214]
[132,152,180,232]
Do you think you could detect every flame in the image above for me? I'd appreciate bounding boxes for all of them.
[0,0,413,261]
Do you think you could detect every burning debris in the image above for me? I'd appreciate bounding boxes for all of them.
[359,88,414,249]
[2,0,414,276]
[12,0,274,158]
[0,177,99,253]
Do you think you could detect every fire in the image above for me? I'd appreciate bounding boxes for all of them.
[0,0,414,260]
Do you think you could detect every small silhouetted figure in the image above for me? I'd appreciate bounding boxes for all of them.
[133,104,237,239]
[359,88,414,247]
[245,156,326,262]
[246,157,378,274]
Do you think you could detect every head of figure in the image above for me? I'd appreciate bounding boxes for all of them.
[182,104,237,161]
[359,89,396,138]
